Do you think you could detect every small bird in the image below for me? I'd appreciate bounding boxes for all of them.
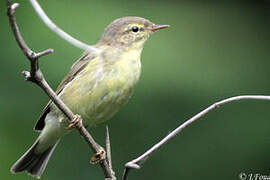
[10,16,169,178]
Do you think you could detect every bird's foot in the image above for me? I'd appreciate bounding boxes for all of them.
[67,114,83,130]
[90,146,106,164]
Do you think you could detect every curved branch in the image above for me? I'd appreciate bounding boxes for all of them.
[122,95,270,180]
[29,0,101,54]
[6,0,113,179]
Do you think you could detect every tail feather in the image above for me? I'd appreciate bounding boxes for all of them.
[11,140,58,179]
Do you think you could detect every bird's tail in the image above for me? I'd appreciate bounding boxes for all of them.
[10,139,58,179]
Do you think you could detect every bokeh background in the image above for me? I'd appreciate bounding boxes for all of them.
[1,0,270,179]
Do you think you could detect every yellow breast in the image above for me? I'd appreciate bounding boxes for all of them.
[57,47,142,126]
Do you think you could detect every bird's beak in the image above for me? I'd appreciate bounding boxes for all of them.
[151,24,170,32]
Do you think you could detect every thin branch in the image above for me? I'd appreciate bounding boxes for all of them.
[28,0,101,54]
[6,1,113,179]
[6,2,39,58]
[106,126,113,169]
[122,95,270,180]
[105,126,115,180]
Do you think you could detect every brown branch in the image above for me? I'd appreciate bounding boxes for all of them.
[105,126,113,169]
[6,0,114,179]
[122,95,270,180]
[105,126,115,179]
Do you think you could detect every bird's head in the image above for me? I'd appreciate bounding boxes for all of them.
[98,16,169,50]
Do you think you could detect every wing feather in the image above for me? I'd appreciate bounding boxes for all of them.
[34,51,96,131]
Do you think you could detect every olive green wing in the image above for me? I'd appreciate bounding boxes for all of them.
[34,51,96,131]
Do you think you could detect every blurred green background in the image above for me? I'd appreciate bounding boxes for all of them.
[1,0,270,179]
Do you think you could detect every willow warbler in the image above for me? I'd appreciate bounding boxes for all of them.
[11,16,169,178]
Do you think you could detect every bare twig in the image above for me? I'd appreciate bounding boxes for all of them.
[122,95,270,180]
[106,126,113,169]
[105,126,115,180]
[6,0,113,179]
[29,0,101,54]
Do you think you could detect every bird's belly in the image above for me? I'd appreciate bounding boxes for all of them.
[59,68,139,127]
[83,86,132,126]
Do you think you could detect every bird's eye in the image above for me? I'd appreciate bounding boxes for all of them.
[131,26,139,33]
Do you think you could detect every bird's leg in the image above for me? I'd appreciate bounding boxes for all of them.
[67,114,83,130]
[90,146,106,164]
[67,115,106,163]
